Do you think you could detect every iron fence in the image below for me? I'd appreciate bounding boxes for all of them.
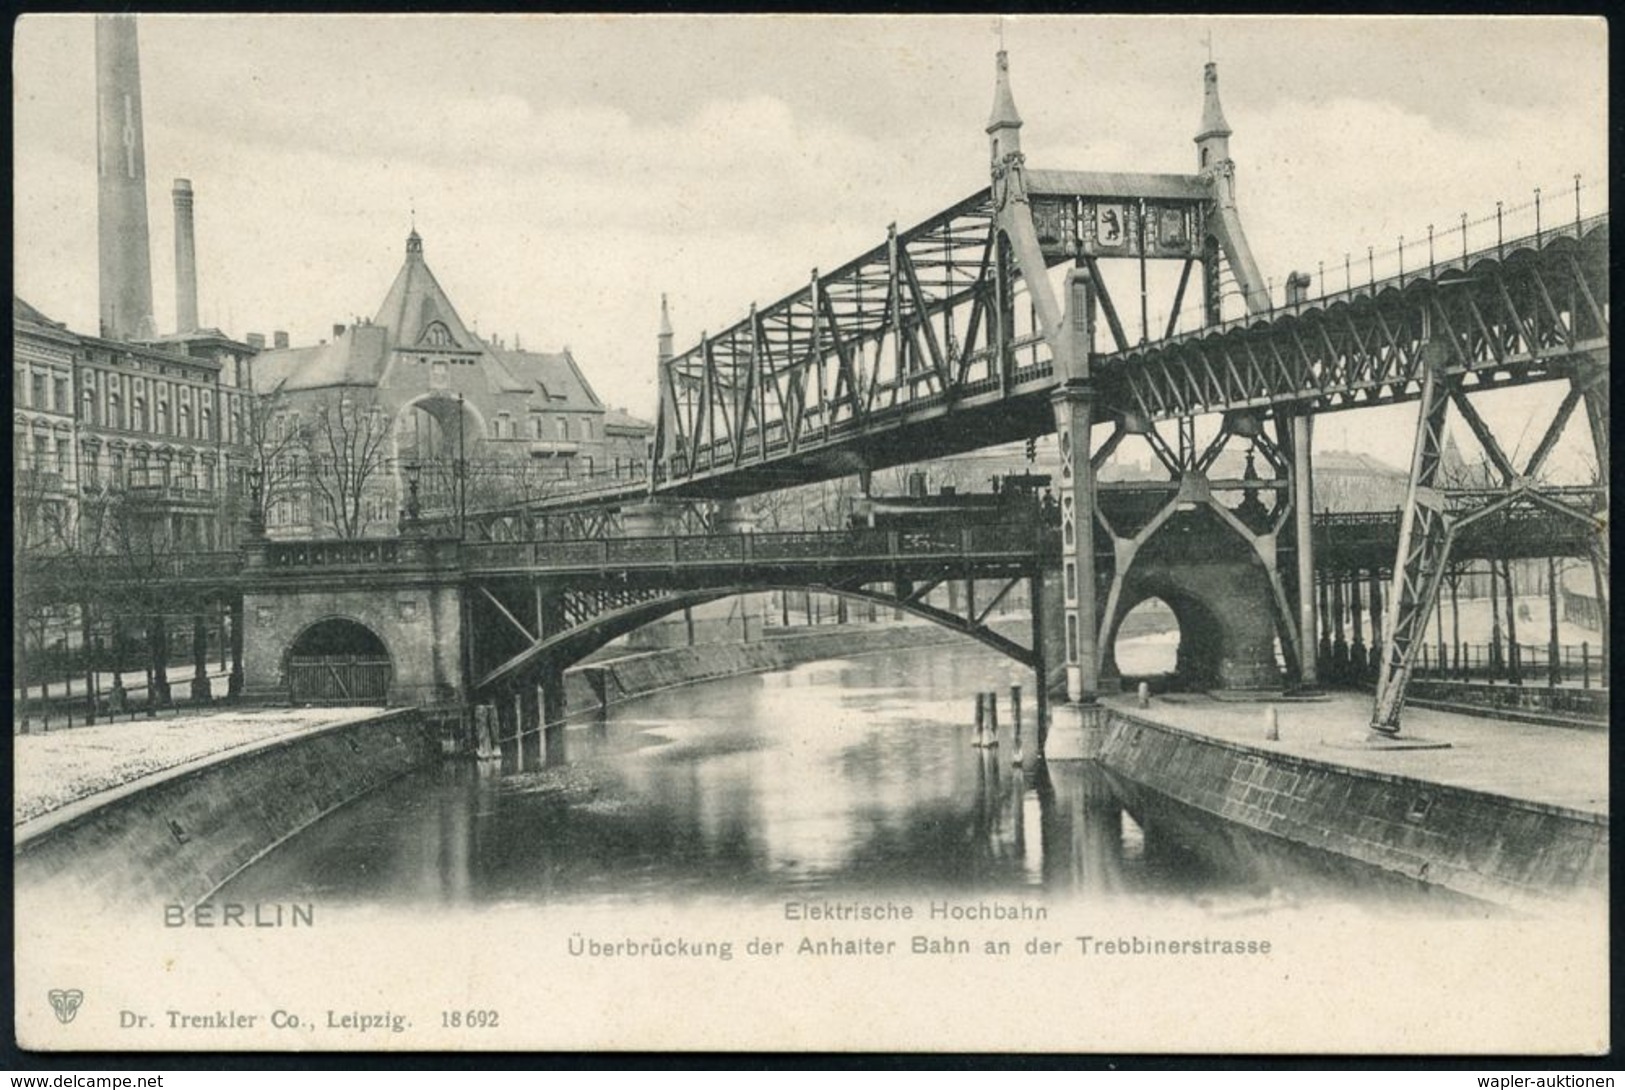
[462,524,1056,572]
[1409,640,1609,690]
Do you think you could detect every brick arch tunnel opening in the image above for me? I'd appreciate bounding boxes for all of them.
[1105,592,1230,693]
[1103,506,1287,692]
[286,617,393,705]
[1109,597,1181,683]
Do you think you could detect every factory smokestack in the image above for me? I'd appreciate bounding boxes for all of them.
[172,178,198,333]
[95,14,156,341]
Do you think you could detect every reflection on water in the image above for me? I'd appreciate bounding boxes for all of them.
[219,639,1458,912]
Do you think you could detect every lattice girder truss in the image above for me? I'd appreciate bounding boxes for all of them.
[1370,348,1609,734]
[651,188,1066,494]
[1093,220,1609,424]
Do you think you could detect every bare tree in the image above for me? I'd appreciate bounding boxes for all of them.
[304,391,395,538]
[746,486,799,532]
[240,384,316,532]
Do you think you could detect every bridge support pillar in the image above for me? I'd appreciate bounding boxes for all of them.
[623,500,685,538]
[541,663,568,727]
[711,499,756,535]
[518,684,542,769]
[1051,267,1103,707]
[1371,354,1453,734]
[1290,413,1319,688]
[1367,571,1384,676]
[1029,571,1050,753]
[1330,576,1348,683]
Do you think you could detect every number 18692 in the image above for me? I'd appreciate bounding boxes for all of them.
[442,1010,500,1028]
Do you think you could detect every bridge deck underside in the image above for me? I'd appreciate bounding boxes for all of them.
[651,383,1058,499]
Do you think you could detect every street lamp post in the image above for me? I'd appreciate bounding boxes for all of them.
[247,462,265,538]
[401,458,422,534]
[457,393,467,539]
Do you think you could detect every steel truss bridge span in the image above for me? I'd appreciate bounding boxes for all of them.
[623,201,1605,505]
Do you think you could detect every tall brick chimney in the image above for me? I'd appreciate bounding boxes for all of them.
[95,14,156,341]
[172,178,199,333]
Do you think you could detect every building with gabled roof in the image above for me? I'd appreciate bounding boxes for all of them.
[245,229,651,536]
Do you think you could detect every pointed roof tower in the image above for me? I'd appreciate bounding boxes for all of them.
[1194,60,1232,171]
[373,228,480,352]
[657,293,674,365]
[986,50,1024,168]
[986,49,1023,135]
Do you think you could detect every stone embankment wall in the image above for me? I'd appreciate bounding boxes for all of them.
[568,621,1027,716]
[14,710,440,910]
[1092,709,1607,910]
[17,623,1022,908]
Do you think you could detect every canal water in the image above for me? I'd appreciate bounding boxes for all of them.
[219,638,1458,913]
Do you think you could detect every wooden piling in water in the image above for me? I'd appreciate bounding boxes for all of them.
[1010,684,1023,765]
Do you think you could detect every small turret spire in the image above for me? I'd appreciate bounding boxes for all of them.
[406,226,423,257]
[1195,60,1232,143]
[657,294,674,364]
[986,49,1023,135]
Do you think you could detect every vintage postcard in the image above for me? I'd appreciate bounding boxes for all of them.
[12,14,1609,1056]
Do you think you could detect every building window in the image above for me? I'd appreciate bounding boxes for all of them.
[532,415,544,440]
[109,390,123,429]
[133,397,146,431]
[53,377,69,413]
[32,373,45,409]
[582,418,593,441]
[558,417,569,441]
[156,400,169,435]
[81,388,97,425]
[111,451,124,484]
[179,403,192,439]
[202,407,213,440]
[431,361,449,388]
[56,438,69,477]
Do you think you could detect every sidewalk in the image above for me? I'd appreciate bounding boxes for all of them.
[1103,691,1608,816]
[15,663,232,706]
[13,706,384,828]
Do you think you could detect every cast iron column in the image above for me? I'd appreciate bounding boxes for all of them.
[1291,413,1318,687]
[1050,267,1100,703]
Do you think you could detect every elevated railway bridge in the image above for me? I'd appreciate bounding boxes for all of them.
[18,52,1607,751]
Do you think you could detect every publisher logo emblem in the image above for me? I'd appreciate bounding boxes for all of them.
[49,989,84,1024]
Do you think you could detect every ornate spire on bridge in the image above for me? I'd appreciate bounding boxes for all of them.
[987,49,1024,170]
[987,50,1023,135]
[1190,57,1268,318]
[1194,60,1233,155]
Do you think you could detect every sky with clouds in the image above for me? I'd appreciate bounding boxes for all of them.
[12,14,1608,472]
